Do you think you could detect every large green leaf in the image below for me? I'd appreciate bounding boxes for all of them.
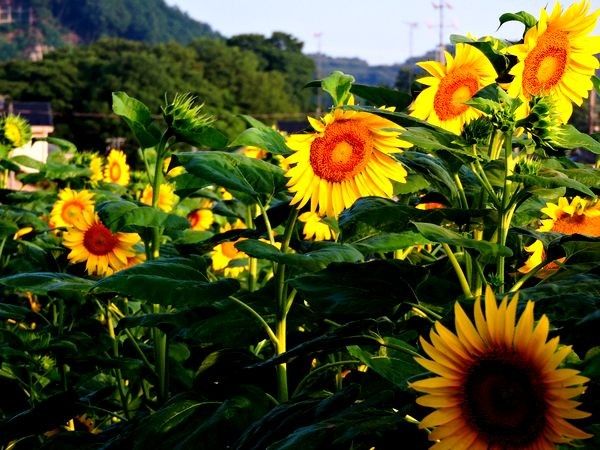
[509,170,595,197]
[398,152,459,202]
[0,273,93,296]
[176,151,286,199]
[549,124,600,154]
[235,240,363,272]
[230,115,292,156]
[412,222,512,258]
[352,231,431,254]
[350,84,412,110]
[96,200,189,232]
[347,337,422,389]
[92,258,239,307]
[112,91,162,148]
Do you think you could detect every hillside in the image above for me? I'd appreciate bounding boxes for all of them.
[0,0,219,60]
[309,54,402,87]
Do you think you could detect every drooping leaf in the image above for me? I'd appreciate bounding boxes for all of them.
[321,71,355,106]
[235,240,363,272]
[509,170,595,197]
[92,258,239,307]
[550,124,600,154]
[0,273,93,296]
[230,115,292,156]
[352,231,432,254]
[498,11,537,31]
[176,151,286,199]
[96,200,189,232]
[112,92,162,148]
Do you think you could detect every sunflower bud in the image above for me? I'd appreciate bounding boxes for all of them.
[1,114,32,148]
[462,117,493,145]
[516,97,563,149]
[162,93,215,147]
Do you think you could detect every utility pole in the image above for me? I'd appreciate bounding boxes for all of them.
[314,32,323,115]
[432,2,452,62]
[403,21,419,87]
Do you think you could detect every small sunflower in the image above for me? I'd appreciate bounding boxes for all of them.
[89,154,104,185]
[506,0,600,123]
[188,208,214,231]
[285,109,410,217]
[211,220,247,277]
[103,149,130,186]
[518,239,564,279]
[410,43,498,134]
[62,210,141,277]
[50,188,95,229]
[2,114,31,148]
[298,212,337,241]
[140,183,178,212]
[411,287,591,449]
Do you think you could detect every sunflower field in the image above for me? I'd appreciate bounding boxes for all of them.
[0,2,599,449]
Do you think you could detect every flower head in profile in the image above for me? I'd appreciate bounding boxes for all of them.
[410,43,497,134]
[162,93,214,147]
[1,114,31,148]
[299,212,337,241]
[140,183,178,212]
[187,203,214,231]
[89,154,104,185]
[50,188,95,229]
[411,287,591,449]
[506,0,600,123]
[103,149,130,186]
[285,109,410,218]
[62,210,140,277]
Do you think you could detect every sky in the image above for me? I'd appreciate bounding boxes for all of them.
[167,0,600,66]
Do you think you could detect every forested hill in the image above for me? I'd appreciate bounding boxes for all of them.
[0,0,219,60]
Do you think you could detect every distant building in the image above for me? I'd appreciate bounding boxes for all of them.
[2,98,54,189]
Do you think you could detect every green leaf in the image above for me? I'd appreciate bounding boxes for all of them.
[352,231,431,254]
[550,124,600,154]
[230,116,292,156]
[112,91,162,148]
[176,151,286,199]
[399,127,463,151]
[92,258,239,307]
[0,219,18,238]
[593,75,600,95]
[10,155,44,171]
[398,152,459,202]
[509,170,595,197]
[563,168,600,190]
[349,84,412,110]
[347,337,422,389]
[37,137,77,153]
[412,222,513,258]
[178,125,228,149]
[96,200,189,232]
[0,273,93,296]
[321,71,355,106]
[498,11,537,31]
[235,240,363,272]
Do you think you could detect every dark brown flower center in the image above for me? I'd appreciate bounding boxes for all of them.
[83,222,119,256]
[463,354,546,446]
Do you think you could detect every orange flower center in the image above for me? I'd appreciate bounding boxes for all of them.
[310,119,373,182]
[110,162,122,181]
[61,200,86,224]
[83,222,119,255]
[221,241,240,259]
[188,211,200,228]
[523,29,569,96]
[464,354,546,446]
[433,68,479,121]
[551,212,600,236]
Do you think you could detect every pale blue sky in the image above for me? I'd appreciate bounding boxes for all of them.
[167,0,600,65]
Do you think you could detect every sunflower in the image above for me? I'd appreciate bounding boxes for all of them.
[103,149,130,186]
[140,183,178,212]
[285,109,410,217]
[2,114,31,148]
[50,188,95,229]
[299,212,337,241]
[410,43,498,135]
[13,226,33,240]
[241,145,268,160]
[411,287,591,449]
[506,0,600,123]
[188,208,214,231]
[62,210,141,277]
[89,154,104,185]
[519,196,599,275]
[211,220,247,277]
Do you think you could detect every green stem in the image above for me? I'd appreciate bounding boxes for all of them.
[153,304,168,404]
[257,200,276,246]
[106,303,130,419]
[496,132,514,293]
[274,208,299,403]
[246,206,258,291]
[453,173,468,209]
[509,259,548,293]
[442,243,473,298]
[229,296,278,346]
[123,328,156,376]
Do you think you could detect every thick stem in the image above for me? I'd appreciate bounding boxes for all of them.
[442,243,473,299]
[453,173,468,209]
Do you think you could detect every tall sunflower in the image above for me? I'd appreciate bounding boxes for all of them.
[506,0,600,123]
[411,287,591,449]
[50,188,95,229]
[285,109,410,217]
[410,43,498,135]
[103,149,130,186]
[63,210,141,277]
[140,183,178,212]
